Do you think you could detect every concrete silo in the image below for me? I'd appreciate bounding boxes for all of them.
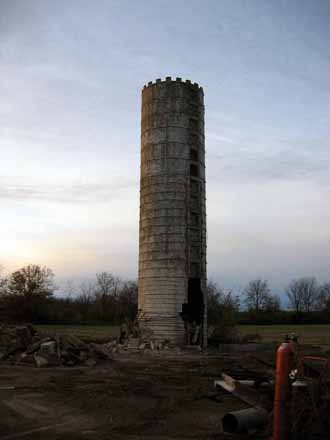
[138,77,207,346]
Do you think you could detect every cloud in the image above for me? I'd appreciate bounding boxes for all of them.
[0,178,136,204]
[208,137,330,185]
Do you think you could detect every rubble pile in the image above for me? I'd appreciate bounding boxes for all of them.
[0,320,204,369]
[0,325,112,367]
[115,321,176,352]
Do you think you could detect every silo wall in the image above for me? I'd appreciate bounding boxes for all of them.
[138,77,207,346]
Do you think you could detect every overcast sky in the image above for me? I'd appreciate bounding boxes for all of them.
[1,0,330,297]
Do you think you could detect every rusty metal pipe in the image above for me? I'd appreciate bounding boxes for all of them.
[272,342,295,440]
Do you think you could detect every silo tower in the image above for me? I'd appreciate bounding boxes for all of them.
[138,77,207,346]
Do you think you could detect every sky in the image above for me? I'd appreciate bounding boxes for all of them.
[1,0,330,297]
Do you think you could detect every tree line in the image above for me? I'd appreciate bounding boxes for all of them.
[208,277,330,325]
[0,264,329,325]
[243,277,330,317]
[0,265,137,324]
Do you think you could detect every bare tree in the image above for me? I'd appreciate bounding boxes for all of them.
[94,272,122,321]
[64,279,77,298]
[6,265,55,299]
[317,282,330,311]
[301,278,318,312]
[96,272,114,296]
[243,279,271,312]
[286,280,301,315]
[264,294,281,312]
[207,281,240,324]
[118,280,138,321]
[78,281,95,306]
[4,264,55,321]
[0,265,7,294]
[0,265,7,319]
[286,277,319,314]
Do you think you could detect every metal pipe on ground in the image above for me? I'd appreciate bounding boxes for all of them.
[222,407,269,433]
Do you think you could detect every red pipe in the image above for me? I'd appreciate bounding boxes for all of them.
[272,342,295,440]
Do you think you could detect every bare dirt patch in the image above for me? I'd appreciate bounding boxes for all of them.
[0,350,265,440]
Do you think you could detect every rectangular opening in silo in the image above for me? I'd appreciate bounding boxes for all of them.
[190,212,200,227]
[190,179,200,195]
[190,163,199,177]
[190,148,199,162]
[189,118,199,131]
[182,278,204,345]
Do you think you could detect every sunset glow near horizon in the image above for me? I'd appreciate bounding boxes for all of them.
[1,0,330,296]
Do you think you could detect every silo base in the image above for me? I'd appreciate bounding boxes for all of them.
[138,313,185,346]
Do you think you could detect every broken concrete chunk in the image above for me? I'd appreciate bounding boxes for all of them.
[20,353,35,364]
[40,340,57,357]
[89,343,112,360]
[34,354,49,368]
[127,337,139,349]
[61,334,87,351]
[15,326,32,348]
[26,337,51,354]
[0,325,33,356]
[85,358,97,367]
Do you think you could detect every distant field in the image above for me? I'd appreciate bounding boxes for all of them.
[35,324,330,345]
[239,324,330,345]
[35,325,121,342]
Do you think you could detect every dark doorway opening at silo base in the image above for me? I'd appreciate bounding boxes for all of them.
[181,278,204,346]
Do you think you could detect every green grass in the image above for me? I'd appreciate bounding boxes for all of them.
[239,324,330,345]
[35,324,330,345]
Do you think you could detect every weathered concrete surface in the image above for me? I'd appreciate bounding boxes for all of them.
[138,77,207,345]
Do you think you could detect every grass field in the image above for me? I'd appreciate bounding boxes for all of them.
[35,324,330,345]
[35,324,121,342]
[239,324,330,345]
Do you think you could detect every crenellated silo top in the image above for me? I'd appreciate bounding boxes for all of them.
[141,77,204,111]
[142,77,204,94]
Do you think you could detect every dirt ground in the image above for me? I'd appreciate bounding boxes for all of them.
[0,349,273,440]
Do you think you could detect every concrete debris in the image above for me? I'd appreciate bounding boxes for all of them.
[25,337,51,354]
[0,325,33,356]
[0,325,112,368]
[114,321,177,352]
[34,354,49,368]
[0,323,182,368]
[89,343,112,360]
[127,336,139,349]
[40,341,57,356]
